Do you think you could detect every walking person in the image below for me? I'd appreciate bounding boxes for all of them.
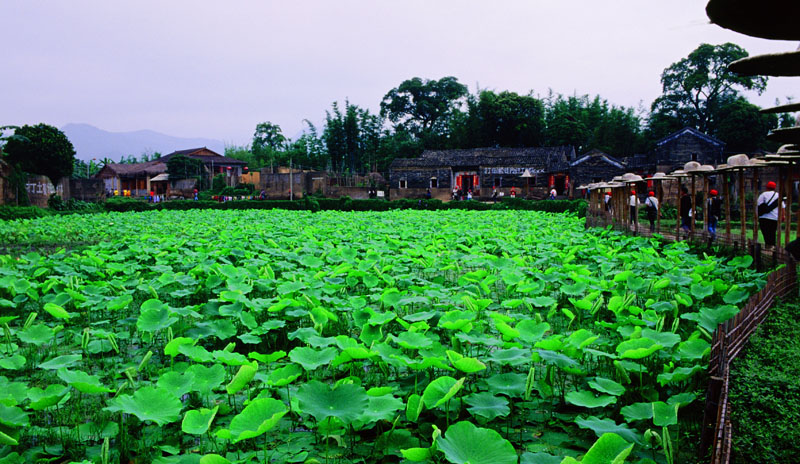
[644,191,659,233]
[629,189,640,230]
[757,181,784,250]
[680,186,692,239]
[510,186,516,198]
[604,190,612,213]
[707,189,722,244]
[549,186,557,200]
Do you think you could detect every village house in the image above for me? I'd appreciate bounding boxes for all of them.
[95,147,246,197]
[389,147,575,200]
[568,149,627,195]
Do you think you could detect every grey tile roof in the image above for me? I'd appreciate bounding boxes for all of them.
[390,146,573,171]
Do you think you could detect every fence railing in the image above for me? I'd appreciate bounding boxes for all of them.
[586,208,798,464]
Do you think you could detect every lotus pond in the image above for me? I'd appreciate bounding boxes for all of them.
[0,209,763,464]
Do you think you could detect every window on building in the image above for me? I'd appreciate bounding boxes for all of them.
[430,177,438,188]
[399,179,407,189]
[494,178,501,187]
[691,153,698,161]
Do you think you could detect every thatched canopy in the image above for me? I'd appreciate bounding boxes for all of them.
[706,0,800,40]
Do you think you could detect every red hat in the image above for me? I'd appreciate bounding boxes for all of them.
[648,191,655,196]
[710,189,718,196]
[630,190,636,195]
[767,181,777,190]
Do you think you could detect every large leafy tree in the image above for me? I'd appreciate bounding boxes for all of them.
[3,123,76,184]
[715,98,781,153]
[649,43,767,138]
[461,90,546,148]
[380,76,468,148]
[252,121,286,170]
[166,154,204,180]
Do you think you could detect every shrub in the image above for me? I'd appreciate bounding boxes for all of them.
[0,205,51,221]
[729,298,800,463]
[104,197,150,212]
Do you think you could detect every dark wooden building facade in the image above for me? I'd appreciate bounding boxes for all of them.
[389,147,574,199]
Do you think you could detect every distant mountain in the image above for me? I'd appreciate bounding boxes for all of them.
[62,123,225,162]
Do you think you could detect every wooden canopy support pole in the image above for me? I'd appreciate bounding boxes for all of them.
[777,168,784,249]
[656,180,663,233]
[724,173,731,243]
[785,166,792,245]
[690,174,697,239]
[703,176,709,240]
[751,168,758,245]
[739,169,746,247]
[677,179,683,239]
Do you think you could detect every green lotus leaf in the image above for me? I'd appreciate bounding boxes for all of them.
[561,282,586,296]
[677,338,711,360]
[667,392,697,407]
[164,337,196,358]
[681,305,739,332]
[535,350,579,369]
[619,402,653,422]
[464,392,510,421]
[516,320,550,344]
[182,405,219,435]
[106,386,182,425]
[288,346,337,371]
[640,329,681,350]
[296,380,368,424]
[690,282,714,300]
[574,416,639,444]
[226,362,257,395]
[0,404,29,427]
[267,364,303,387]
[17,324,54,346]
[199,454,231,464]
[38,354,81,370]
[486,372,527,398]
[615,338,662,359]
[186,364,226,396]
[406,393,423,422]
[359,394,404,423]
[401,447,432,462]
[393,331,432,350]
[0,355,25,370]
[137,300,178,332]
[565,390,616,408]
[57,368,113,394]
[652,401,678,427]
[437,421,517,464]
[577,433,634,464]
[222,398,287,443]
[438,310,476,331]
[178,344,214,363]
[158,371,196,397]
[446,350,486,373]
[529,296,557,307]
[488,348,529,366]
[248,350,287,364]
[107,293,133,311]
[27,384,69,411]
[587,377,625,396]
[565,329,599,350]
[422,376,464,409]
[43,302,71,320]
[212,350,249,366]
[723,287,749,304]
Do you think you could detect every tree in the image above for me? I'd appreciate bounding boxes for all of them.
[166,154,204,180]
[323,101,382,173]
[252,122,286,170]
[3,123,76,184]
[380,76,468,148]
[650,43,767,137]
[715,98,779,152]
[461,90,546,148]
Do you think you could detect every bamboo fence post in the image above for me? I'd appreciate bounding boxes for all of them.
[677,179,683,239]
[739,169,746,247]
[724,173,731,243]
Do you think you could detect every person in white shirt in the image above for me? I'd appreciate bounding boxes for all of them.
[629,190,640,228]
[549,186,557,200]
[644,191,659,232]
[757,181,784,249]
[604,191,612,212]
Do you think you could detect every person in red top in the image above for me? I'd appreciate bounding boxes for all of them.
[510,186,516,198]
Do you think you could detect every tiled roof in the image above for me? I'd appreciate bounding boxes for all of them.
[390,147,573,171]
[161,147,247,166]
[655,127,725,148]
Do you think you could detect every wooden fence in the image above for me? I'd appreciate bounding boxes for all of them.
[586,208,798,464]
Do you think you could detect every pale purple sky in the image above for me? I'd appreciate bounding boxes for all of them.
[2,0,797,146]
